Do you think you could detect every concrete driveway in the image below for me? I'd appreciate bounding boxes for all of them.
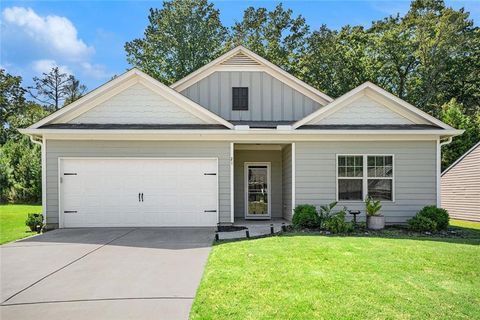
[0,227,214,320]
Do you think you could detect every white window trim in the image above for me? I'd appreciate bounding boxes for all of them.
[336,154,395,202]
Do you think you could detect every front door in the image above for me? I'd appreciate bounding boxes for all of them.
[244,162,271,219]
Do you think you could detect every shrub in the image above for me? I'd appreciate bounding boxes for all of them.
[323,211,354,233]
[292,204,319,229]
[407,215,437,232]
[25,213,43,233]
[416,206,449,230]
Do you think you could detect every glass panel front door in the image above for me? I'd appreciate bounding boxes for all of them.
[246,164,270,217]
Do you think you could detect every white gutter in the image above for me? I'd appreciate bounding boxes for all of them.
[436,136,454,207]
[29,136,47,225]
[19,128,464,136]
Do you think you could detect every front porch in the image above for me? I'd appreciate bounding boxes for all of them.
[232,143,294,224]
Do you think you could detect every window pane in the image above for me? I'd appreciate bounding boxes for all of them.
[368,179,392,200]
[338,166,346,177]
[338,179,363,200]
[368,156,375,166]
[368,166,376,177]
[385,156,392,165]
[385,166,393,177]
[376,156,384,166]
[354,167,363,177]
[347,156,355,166]
[346,166,355,177]
[355,156,363,166]
[338,156,346,166]
[375,167,385,177]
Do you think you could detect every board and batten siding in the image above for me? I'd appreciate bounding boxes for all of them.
[295,141,437,223]
[234,150,283,218]
[70,83,207,124]
[180,71,322,121]
[282,144,293,220]
[45,140,231,228]
[441,143,480,222]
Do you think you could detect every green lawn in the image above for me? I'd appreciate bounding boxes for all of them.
[0,204,42,244]
[192,227,480,319]
[451,219,480,230]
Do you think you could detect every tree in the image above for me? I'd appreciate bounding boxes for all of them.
[125,0,228,84]
[0,69,26,144]
[0,137,41,203]
[439,99,480,170]
[30,67,70,110]
[300,25,373,97]
[63,75,87,105]
[230,3,309,75]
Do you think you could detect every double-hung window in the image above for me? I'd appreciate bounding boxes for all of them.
[337,155,394,201]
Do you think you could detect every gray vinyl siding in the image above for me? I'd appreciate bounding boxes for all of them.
[282,145,293,220]
[45,140,231,228]
[295,141,437,223]
[234,150,283,218]
[441,144,480,221]
[180,71,322,121]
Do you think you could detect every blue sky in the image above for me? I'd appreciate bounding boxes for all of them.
[1,0,478,90]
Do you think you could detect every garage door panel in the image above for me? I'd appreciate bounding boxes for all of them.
[61,158,218,227]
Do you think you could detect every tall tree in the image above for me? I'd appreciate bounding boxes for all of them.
[230,3,309,75]
[125,0,227,84]
[63,75,87,105]
[0,69,26,145]
[30,67,70,110]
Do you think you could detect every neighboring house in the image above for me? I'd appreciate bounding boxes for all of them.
[21,46,463,229]
[441,142,480,222]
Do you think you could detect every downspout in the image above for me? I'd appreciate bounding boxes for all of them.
[437,136,453,207]
[29,135,47,226]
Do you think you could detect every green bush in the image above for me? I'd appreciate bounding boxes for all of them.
[323,211,354,233]
[407,215,437,232]
[416,206,449,230]
[292,204,319,229]
[25,213,43,233]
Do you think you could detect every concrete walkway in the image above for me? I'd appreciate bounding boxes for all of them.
[0,227,214,320]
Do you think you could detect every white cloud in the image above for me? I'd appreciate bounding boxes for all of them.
[32,59,72,75]
[2,7,93,61]
[80,62,112,80]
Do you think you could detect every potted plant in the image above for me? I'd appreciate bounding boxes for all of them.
[365,196,384,230]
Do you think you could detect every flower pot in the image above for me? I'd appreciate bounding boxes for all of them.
[367,215,385,230]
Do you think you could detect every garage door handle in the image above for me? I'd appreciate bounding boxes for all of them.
[204,210,217,213]
[141,193,144,202]
[138,193,141,202]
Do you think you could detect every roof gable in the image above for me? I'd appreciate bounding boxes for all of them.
[28,69,233,129]
[170,45,333,106]
[293,82,455,130]
[69,83,208,125]
[442,142,480,176]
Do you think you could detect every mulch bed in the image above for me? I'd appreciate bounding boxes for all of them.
[217,225,248,232]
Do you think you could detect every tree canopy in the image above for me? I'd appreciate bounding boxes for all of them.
[125,0,228,85]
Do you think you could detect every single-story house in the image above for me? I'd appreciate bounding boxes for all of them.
[21,46,463,229]
[441,142,480,222]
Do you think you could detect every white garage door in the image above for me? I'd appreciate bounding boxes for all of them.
[60,158,218,227]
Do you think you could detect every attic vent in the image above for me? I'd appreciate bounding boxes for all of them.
[221,52,261,66]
